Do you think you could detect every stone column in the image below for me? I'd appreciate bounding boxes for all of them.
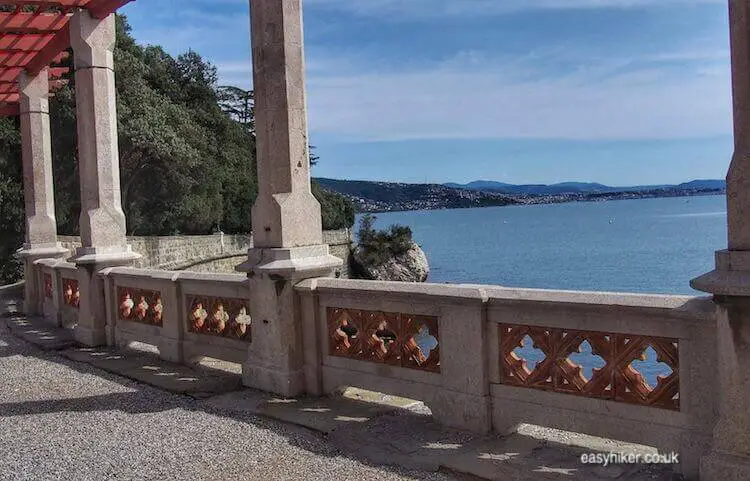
[691,1,750,478]
[17,68,69,315]
[240,0,341,396]
[68,10,139,346]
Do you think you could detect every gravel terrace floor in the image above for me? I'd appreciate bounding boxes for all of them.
[0,320,457,481]
[0,284,680,481]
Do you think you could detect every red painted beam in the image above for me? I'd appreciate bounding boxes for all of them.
[0,77,67,92]
[0,33,54,51]
[0,1,91,6]
[25,24,70,75]
[87,0,135,19]
[0,50,66,67]
[0,66,68,82]
[0,104,20,116]
[0,51,35,67]
[0,12,71,34]
[0,93,20,103]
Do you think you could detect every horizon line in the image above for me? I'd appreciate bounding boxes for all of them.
[313,176,726,188]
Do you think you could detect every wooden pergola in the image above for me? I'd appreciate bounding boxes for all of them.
[0,0,131,115]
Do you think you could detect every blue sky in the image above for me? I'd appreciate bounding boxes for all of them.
[120,0,733,186]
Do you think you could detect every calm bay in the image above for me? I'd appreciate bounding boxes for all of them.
[360,195,727,295]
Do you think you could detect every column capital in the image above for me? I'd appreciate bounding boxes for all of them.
[18,68,50,115]
[70,9,115,71]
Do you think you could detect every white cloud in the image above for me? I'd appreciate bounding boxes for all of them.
[123,1,732,142]
[304,0,724,19]
[304,50,732,141]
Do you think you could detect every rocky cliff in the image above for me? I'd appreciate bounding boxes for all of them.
[352,242,430,282]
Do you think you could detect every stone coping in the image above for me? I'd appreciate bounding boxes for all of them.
[297,278,487,301]
[100,266,248,284]
[297,278,711,314]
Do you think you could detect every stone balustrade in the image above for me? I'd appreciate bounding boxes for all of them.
[25,259,718,479]
[485,287,716,478]
[8,1,746,478]
[294,278,716,479]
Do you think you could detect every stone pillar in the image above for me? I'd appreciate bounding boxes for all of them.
[240,0,341,396]
[68,10,139,346]
[17,68,68,315]
[691,1,750,478]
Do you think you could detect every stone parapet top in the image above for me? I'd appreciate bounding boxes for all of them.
[100,266,248,285]
[484,285,703,310]
[303,278,712,317]
[305,278,487,301]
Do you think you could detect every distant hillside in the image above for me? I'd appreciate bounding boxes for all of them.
[676,179,727,190]
[315,177,726,214]
[444,179,725,196]
[315,178,518,213]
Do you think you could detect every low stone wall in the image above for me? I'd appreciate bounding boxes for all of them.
[58,229,353,276]
[324,229,353,278]
[25,255,719,479]
[296,278,716,479]
[58,234,251,270]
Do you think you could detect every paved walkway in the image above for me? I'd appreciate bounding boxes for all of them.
[0,284,680,480]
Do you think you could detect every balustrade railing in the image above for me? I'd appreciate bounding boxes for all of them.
[24,257,717,478]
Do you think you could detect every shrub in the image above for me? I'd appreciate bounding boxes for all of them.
[356,214,413,267]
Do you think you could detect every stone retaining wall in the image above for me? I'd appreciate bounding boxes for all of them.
[58,229,353,276]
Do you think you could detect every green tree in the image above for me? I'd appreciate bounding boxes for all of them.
[355,214,413,267]
[0,117,23,283]
[0,14,354,283]
[313,181,355,231]
[218,86,254,131]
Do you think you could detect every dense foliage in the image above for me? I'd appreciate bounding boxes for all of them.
[0,15,354,283]
[0,118,23,284]
[356,214,413,267]
[314,181,355,231]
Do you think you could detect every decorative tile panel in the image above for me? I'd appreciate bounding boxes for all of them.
[187,296,252,342]
[328,307,440,373]
[44,273,53,299]
[118,287,163,326]
[499,325,679,411]
[62,278,79,309]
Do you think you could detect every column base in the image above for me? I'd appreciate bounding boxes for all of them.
[240,244,341,398]
[242,363,306,398]
[693,249,750,480]
[69,245,141,265]
[236,244,342,279]
[702,452,750,481]
[73,249,141,348]
[17,243,69,259]
[691,249,750,296]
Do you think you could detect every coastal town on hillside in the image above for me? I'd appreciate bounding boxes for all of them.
[316,178,727,213]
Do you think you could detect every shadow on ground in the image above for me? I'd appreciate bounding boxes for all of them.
[0,285,680,481]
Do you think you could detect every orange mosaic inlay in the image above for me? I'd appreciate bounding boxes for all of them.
[62,277,79,309]
[118,287,163,326]
[328,307,440,373]
[499,325,679,411]
[187,296,252,342]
